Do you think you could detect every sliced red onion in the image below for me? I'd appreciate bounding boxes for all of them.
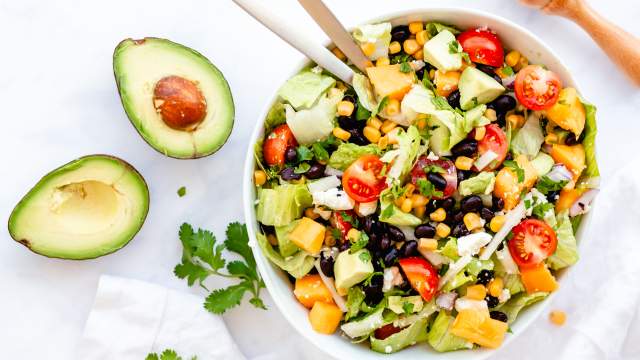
[501,76,516,88]
[436,292,457,311]
[480,199,527,260]
[546,164,573,183]
[474,150,498,171]
[570,189,599,217]
[314,260,347,312]
[324,166,343,177]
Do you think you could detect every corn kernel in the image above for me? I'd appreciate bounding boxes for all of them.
[401,198,413,213]
[418,238,438,252]
[463,212,482,231]
[484,108,497,122]
[416,30,429,45]
[332,127,351,141]
[367,116,382,130]
[324,229,336,247]
[403,39,420,55]
[455,156,474,171]
[380,120,398,134]
[347,228,361,243]
[489,215,506,233]
[394,195,406,208]
[361,42,376,57]
[363,126,381,143]
[332,47,346,61]
[377,135,389,150]
[410,194,428,208]
[545,133,558,145]
[507,114,525,128]
[376,57,390,67]
[405,183,416,196]
[254,170,267,186]
[514,55,529,71]
[413,205,426,218]
[408,21,423,34]
[505,50,521,68]
[337,100,354,117]
[549,310,567,326]
[413,49,424,60]
[488,277,504,297]
[267,233,278,246]
[466,284,487,301]
[386,99,400,116]
[430,208,447,222]
[305,207,319,220]
[436,223,451,238]
[474,126,487,141]
[389,41,402,54]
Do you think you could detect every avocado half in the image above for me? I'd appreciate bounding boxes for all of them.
[113,38,234,159]
[8,155,150,260]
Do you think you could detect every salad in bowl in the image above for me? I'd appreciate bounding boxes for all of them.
[248,14,598,355]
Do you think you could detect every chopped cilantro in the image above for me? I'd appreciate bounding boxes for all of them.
[294,162,311,174]
[399,62,412,73]
[355,100,372,120]
[373,96,390,117]
[536,176,569,194]
[146,349,197,360]
[402,301,414,315]
[296,146,313,162]
[311,143,330,162]
[532,202,554,219]
[350,232,370,253]
[504,160,525,183]
[416,177,443,198]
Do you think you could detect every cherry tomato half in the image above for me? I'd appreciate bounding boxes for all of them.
[457,28,505,68]
[398,257,439,302]
[514,65,562,110]
[508,219,558,269]
[263,124,297,166]
[331,210,355,242]
[474,124,508,172]
[410,156,457,199]
[342,155,387,203]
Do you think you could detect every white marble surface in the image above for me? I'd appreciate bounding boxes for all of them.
[0,0,638,359]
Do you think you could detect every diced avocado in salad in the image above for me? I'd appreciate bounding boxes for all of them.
[253,20,598,354]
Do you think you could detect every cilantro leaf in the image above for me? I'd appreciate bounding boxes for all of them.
[416,177,443,198]
[536,176,569,194]
[296,146,313,162]
[311,143,330,162]
[146,349,197,360]
[355,100,372,121]
[204,281,252,314]
[350,232,369,253]
[177,186,186,197]
[403,301,414,315]
[359,251,372,262]
[504,160,525,183]
[294,162,311,174]
[532,202,554,219]
[399,62,412,73]
[373,96,390,117]
[225,222,256,269]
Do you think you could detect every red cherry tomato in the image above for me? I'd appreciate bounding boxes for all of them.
[508,219,558,269]
[473,124,508,172]
[514,65,562,110]
[331,210,355,242]
[263,124,297,166]
[374,324,404,340]
[398,257,439,302]
[342,155,387,203]
[410,156,457,199]
[457,28,505,67]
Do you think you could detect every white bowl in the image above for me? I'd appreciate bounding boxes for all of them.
[243,7,593,359]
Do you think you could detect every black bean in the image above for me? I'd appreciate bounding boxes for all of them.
[391,25,410,42]
[285,147,298,163]
[379,234,392,251]
[305,163,325,179]
[476,64,497,73]
[454,211,465,223]
[492,196,505,211]
[460,195,483,213]
[319,253,335,277]
[383,248,399,267]
[497,241,505,251]
[414,224,436,239]
[481,208,494,222]
[387,226,405,243]
[445,211,463,226]
[447,90,461,109]
[363,274,384,305]
[452,223,469,237]
[348,129,369,145]
[451,140,478,158]
[440,198,456,210]
[490,311,509,323]
[338,241,351,252]
[401,240,418,257]
[485,295,500,308]
[488,95,516,113]
[363,215,377,234]
[342,94,356,104]
[280,167,302,181]
[427,173,447,190]
[565,133,579,145]
[457,170,467,184]
[546,190,560,203]
[415,67,425,81]
[338,116,362,130]
[476,269,495,285]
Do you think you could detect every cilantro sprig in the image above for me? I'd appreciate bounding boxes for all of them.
[174,222,266,314]
[146,349,196,360]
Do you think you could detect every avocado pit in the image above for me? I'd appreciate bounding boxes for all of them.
[153,75,207,131]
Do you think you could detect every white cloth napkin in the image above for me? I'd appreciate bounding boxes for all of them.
[76,275,246,360]
[495,163,640,360]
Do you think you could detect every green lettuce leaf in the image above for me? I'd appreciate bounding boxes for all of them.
[511,114,544,157]
[345,286,367,321]
[256,184,312,226]
[285,89,343,145]
[439,238,459,261]
[327,143,381,170]
[379,190,422,227]
[255,232,314,278]
[352,22,392,60]
[547,210,579,270]
[442,271,473,292]
[385,126,424,182]
[458,172,496,196]
[427,310,472,352]
[581,101,599,179]
[496,292,548,324]
[278,70,336,110]
[425,22,461,37]
[352,73,378,112]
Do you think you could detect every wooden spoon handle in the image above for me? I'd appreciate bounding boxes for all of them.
[544,0,640,86]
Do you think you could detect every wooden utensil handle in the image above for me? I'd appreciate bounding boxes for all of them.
[545,0,640,86]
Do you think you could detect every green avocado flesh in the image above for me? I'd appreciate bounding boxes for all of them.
[113,38,234,159]
[8,155,150,260]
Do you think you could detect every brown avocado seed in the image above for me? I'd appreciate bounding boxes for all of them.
[153,75,207,131]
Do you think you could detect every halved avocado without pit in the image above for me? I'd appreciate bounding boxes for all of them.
[113,37,234,159]
[8,155,150,260]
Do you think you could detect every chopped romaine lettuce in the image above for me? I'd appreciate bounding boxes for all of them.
[255,232,314,278]
[511,113,544,157]
[285,88,343,145]
[278,70,336,110]
[256,184,312,226]
[264,101,287,132]
[352,22,392,60]
[531,152,554,177]
[370,317,430,353]
[547,210,579,270]
[581,100,599,180]
[345,286,367,321]
[442,271,473,292]
[440,238,459,261]
[352,73,378,112]
[274,220,300,257]
[425,22,461,37]
[327,143,381,170]
[496,292,548,324]
[386,126,425,182]
[503,274,525,295]
[466,258,495,277]
[458,172,496,196]
[427,310,472,352]
[379,189,422,227]
[400,84,437,124]
[341,308,395,338]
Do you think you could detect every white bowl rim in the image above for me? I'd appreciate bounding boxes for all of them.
[243,6,593,359]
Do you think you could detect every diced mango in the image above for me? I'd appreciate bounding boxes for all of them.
[309,301,343,334]
[450,309,508,349]
[435,70,461,97]
[466,285,487,301]
[555,188,584,213]
[520,263,558,294]
[551,144,586,181]
[494,155,537,210]
[366,64,415,101]
[288,217,326,255]
[546,87,586,137]
[294,274,334,308]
